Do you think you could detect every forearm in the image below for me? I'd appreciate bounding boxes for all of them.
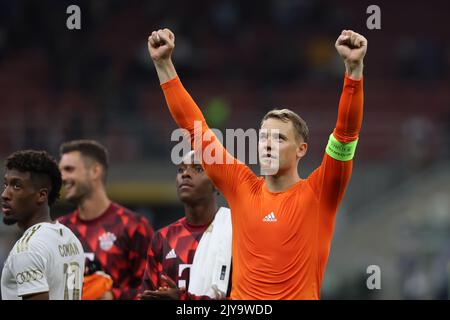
[161,76,207,137]
[154,59,178,84]
[160,73,244,193]
[333,75,364,143]
[179,289,217,300]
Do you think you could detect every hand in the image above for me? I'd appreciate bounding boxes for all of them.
[138,274,181,300]
[82,271,113,300]
[99,290,114,300]
[148,28,175,62]
[335,30,367,79]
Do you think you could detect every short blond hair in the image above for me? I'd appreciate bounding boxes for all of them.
[261,109,309,143]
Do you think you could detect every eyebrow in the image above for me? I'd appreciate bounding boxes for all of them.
[178,163,201,169]
[4,177,24,184]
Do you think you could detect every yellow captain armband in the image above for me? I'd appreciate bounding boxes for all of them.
[325,134,358,161]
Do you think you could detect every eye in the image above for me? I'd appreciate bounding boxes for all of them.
[13,184,21,190]
[177,167,184,174]
[194,166,203,173]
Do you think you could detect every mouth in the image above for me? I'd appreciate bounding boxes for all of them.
[2,204,12,215]
[64,181,76,192]
[261,154,276,160]
[178,182,194,191]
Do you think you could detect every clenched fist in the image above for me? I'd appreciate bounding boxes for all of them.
[335,30,367,63]
[335,30,367,79]
[148,28,175,62]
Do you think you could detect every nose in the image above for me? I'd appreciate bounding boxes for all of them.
[181,168,192,179]
[60,170,68,182]
[1,186,10,202]
[261,138,272,152]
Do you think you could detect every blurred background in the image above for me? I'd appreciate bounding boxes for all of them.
[0,0,449,299]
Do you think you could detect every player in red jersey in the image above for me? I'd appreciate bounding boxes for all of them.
[139,151,232,300]
[57,140,154,300]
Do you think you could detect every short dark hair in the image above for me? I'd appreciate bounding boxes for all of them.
[59,140,109,182]
[261,109,309,143]
[5,150,62,206]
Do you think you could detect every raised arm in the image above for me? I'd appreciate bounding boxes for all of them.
[147,29,256,199]
[148,29,208,137]
[333,30,367,142]
[308,30,367,211]
[148,29,178,84]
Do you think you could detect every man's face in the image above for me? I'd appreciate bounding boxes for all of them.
[59,151,93,203]
[259,118,306,176]
[1,169,40,226]
[176,155,215,204]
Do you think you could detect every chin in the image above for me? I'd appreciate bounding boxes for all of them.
[64,194,74,201]
[260,160,282,175]
[259,158,272,167]
[178,192,191,202]
[65,194,82,204]
[3,216,18,226]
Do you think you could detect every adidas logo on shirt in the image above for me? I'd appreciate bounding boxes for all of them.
[263,212,277,222]
[165,249,177,260]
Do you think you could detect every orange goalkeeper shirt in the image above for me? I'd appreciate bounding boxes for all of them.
[161,75,363,299]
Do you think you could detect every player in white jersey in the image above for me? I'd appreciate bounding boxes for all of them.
[2,222,85,300]
[1,150,84,300]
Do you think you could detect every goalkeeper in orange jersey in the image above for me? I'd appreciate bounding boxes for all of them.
[147,28,367,299]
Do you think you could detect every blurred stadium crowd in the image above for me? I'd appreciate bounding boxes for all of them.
[0,0,449,299]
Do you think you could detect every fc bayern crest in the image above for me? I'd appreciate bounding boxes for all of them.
[98,232,117,251]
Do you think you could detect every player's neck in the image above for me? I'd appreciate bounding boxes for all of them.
[77,187,111,221]
[265,168,301,193]
[184,199,217,226]
[19,207,52,232]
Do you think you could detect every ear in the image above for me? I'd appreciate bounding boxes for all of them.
[91,163,103,182]
[297,142,308,160]
[37,188,49,205]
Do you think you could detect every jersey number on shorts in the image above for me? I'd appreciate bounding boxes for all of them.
[63,262,81,300]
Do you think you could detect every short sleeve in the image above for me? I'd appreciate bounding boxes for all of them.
[10,251,49,297]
